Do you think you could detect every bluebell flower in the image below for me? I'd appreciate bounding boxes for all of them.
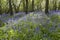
[34,27,40,34]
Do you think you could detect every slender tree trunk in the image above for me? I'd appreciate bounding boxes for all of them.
[0,0,2,15]
[12,0,21,13]
[32,0,34,11]
[53,1,57,11]
[37,5,39,11]
[25,0,28,14]
[58,2,60,10]
[45,0,49,14]
[40,2,42,11]
[12,3,17,12]
[16,0,22,12]
[23,0,25,12]
[8,0,13,15]
[17,2,21,12]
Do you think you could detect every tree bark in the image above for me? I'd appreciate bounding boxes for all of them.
[53,0,57,11]
[8,0,13,15]
[32,0,34,11]
[45,0,49,14]
[25,0,28,14]
[23,0,25,12]
[58,2,60,10]
[0,0,2,15]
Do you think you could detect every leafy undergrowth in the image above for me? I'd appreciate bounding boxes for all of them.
[0,20,5,27]
[0,13,60,40]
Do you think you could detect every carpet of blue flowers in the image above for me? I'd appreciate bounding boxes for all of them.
[0,12,60,40]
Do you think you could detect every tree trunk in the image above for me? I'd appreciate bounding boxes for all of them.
[53,0,57,11]
[25,0,28,14]
[8,0,13,15]
[23,0,25,12]
[58,2,60,10]
[45,0,49,14]
[40,2,42,11]
[32,0,34,11]
[0,0,2,15]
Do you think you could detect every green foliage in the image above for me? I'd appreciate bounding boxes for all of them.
[50,15,60,24]
[0,20,5,27]
[1,0,60,13]
[0,15,60,40]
